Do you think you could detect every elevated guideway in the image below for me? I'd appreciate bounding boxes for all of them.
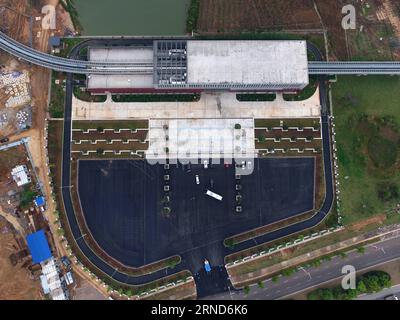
[0,31,153,74]
[2,30,400,75]
[309,61,400,75]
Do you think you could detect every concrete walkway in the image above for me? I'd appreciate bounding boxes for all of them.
[72,90,321,120]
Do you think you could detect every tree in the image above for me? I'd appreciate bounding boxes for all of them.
[281,268,296,277]
[307,291,320,300]
[344,289,358,300]
[318,288,334,300]
[163,207,171,216]
[271,275,279,283]
[356,280,367,294]
[257,281,265,289]
[224,238,235,249]
[20,186,37,207]
[125,289,133,297]
[243,286,250,295]
[235,123,241,130]
[167,259,178,269]
[357,246,366,254]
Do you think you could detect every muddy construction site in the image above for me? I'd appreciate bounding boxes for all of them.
[0,216,41,300]
[196,0,400,60]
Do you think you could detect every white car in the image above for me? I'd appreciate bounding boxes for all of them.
[203,160,208,169]
[195,175,200,185]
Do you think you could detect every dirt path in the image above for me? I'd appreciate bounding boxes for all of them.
[0,209,25,236]
[382,0,400,39]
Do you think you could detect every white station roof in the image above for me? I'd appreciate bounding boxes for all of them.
[186,40,309,88]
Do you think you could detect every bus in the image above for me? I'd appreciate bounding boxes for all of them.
[206,190,223,201]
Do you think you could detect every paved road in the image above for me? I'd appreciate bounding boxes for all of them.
[204,236,400,300]
[357,284,400,300]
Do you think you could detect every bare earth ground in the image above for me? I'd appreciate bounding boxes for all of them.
[196,0,400,60]
[0,217,41,300]
[72,273,107,300]
[0,0,110,300]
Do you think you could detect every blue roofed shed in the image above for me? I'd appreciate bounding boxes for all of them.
[34,196,45,207]
[26,230,52,264]
[49,36,61,47]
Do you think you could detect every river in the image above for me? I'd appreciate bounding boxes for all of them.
[74,0,190,36]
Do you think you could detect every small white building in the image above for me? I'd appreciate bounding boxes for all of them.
[11,165,31,187]
[40,258,67,300]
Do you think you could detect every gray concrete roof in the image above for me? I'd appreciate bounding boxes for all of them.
[88,47,154,89]
[186,40,309,87]
[89,47,153,63]
[87,74,154,90]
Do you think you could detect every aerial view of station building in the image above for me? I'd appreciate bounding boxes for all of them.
[2,0,400,306]
[87,40,309,94]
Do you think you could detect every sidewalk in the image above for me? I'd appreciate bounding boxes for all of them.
[72,90,321,120]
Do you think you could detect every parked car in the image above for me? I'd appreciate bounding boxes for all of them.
[195,175,200,185]
[0,137,9,144]
[203,160,208,169]
[384,294,399,300]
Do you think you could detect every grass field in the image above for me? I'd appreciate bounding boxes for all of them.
[333,76,400,224]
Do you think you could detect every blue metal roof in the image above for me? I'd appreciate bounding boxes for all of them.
[34,196,45,207]
[49,36,61,47]
[26,230,52,264]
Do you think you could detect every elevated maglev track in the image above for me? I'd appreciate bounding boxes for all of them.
[309,61,400,75]
[0,31,153,74]
[2,31,400,75]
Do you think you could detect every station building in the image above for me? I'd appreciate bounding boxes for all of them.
[87,40,309,94]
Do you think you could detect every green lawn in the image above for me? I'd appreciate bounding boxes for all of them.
[333,76,400,224]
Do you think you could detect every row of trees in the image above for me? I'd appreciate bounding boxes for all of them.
[307,271,392,300]
[186,0,200,33]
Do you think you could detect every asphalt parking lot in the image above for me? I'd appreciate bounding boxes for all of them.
[77,157,315,268]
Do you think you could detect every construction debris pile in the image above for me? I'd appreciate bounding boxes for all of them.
[0,71,32,135]
[0,71,31,108]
